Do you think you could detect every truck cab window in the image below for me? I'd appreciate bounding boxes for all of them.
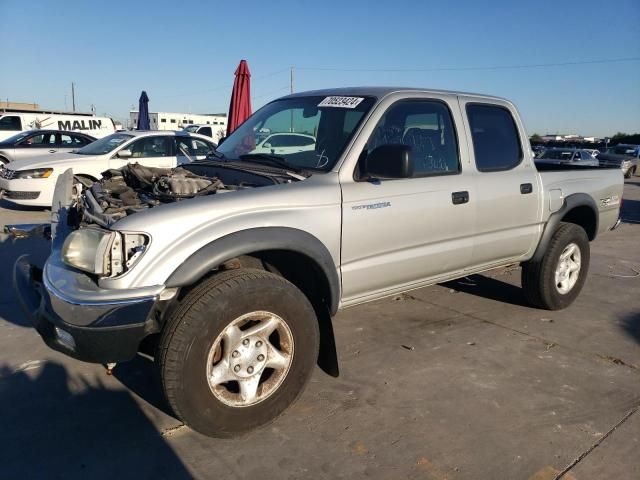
[466,104,522,172]
[365,100,460,176]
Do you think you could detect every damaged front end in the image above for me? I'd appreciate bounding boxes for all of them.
[79,163,232,227]
[56,162,299,278]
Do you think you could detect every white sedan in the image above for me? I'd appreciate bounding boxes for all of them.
[0,130,216,207]
[251,133,316,155]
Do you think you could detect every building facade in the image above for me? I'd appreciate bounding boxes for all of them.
[129,111,227,137]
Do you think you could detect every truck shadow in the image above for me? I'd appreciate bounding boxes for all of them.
[620,198,640,224]
[0,234,50,327]
[621,311,640,347]
[0,199,49,212]
[0,361,191,479]
[112,353,175,417]
[441,273,529,307]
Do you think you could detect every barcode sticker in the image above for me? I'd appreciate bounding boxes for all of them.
[318,96,365,108]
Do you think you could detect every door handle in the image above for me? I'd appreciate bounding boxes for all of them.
[451,191,469,205]
[520,183,533,194]
[48,149,57,153]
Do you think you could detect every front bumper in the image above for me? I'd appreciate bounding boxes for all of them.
[14,255,162,363]
[0,177,49,206]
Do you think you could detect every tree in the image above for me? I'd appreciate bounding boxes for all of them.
[530,133,543,143]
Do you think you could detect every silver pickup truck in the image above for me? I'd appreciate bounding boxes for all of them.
[13,87,623,437]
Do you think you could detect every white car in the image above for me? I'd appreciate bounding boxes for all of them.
[584,149,600,158]
[251,133,316,155]
[0,130,216,207]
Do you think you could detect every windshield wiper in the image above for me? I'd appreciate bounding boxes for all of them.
[238,153,305,174]
[206,150,226,160]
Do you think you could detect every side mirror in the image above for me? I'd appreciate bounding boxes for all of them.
[364,144,414,179]
[117,149,132,159]
[263,142,272,149]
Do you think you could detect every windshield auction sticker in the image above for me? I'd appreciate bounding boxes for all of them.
[318,96,365,108]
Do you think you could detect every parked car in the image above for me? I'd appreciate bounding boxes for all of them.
[531,145,546,158]
[600,144,639,178]
[0,129,95,165]
[0,111,115,142]
[182,124,222,142]
[583,148,599,157]
[535,148,598,167]
[12,87,623,438]
[252,132,316,155]
[0,130,216,207]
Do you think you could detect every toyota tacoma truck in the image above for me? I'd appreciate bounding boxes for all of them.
[12,87,623,437]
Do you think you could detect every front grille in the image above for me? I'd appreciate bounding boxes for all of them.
[5,190,40,200]
[0,168,16,179]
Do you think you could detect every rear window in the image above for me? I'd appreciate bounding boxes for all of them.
[467,104,522,172]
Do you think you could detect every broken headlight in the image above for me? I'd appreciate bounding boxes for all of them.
[61,227,149,277]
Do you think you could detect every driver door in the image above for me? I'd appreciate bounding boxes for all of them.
[340,97,476,303]
[13,132,58,161]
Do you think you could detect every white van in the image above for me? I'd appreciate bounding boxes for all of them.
[0,110,116,142]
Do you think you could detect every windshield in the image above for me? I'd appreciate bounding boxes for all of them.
[215,95,376,171]
[607,146,637,155]
[183,125,199,133]
[539,150,575,160]
[74,133,132,155]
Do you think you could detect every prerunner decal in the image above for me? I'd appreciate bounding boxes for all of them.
[318,96,365,108]
[352,201,391,210]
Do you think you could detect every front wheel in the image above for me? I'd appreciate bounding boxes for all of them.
[157,268,319,437]
[522,222,590,310]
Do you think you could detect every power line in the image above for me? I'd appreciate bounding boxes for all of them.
[296,56,640,73]
[155,68,291,101]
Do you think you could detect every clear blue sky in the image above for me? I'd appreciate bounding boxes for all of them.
[1,0,638,136]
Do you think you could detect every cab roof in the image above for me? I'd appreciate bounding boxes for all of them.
[282,86,507,102]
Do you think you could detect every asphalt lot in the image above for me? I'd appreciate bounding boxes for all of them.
[0,180,638,480]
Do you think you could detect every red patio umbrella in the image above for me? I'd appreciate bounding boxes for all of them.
[227,60,252,136]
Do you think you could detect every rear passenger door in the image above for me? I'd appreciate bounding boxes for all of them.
[117,136,174,168]
[56,133,90,152]
[175,137,216,164]
[459,99,541,268]
[340,97,476,302]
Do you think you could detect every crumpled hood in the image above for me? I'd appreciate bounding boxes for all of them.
[6,152,93,172]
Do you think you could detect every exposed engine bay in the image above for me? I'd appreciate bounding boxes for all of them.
[76,162,300,227]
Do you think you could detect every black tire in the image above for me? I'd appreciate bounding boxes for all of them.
[157,268,319,437]
[0,156,8,166]
[521,222,590,310]
[624,168,632,179]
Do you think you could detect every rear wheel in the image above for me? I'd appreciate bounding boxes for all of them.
[522,222,590,310]
[157,268,319,437]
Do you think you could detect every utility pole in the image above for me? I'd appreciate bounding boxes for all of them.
[290,66,294,94]
[290,66,294,132]
[71,82,76,112]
